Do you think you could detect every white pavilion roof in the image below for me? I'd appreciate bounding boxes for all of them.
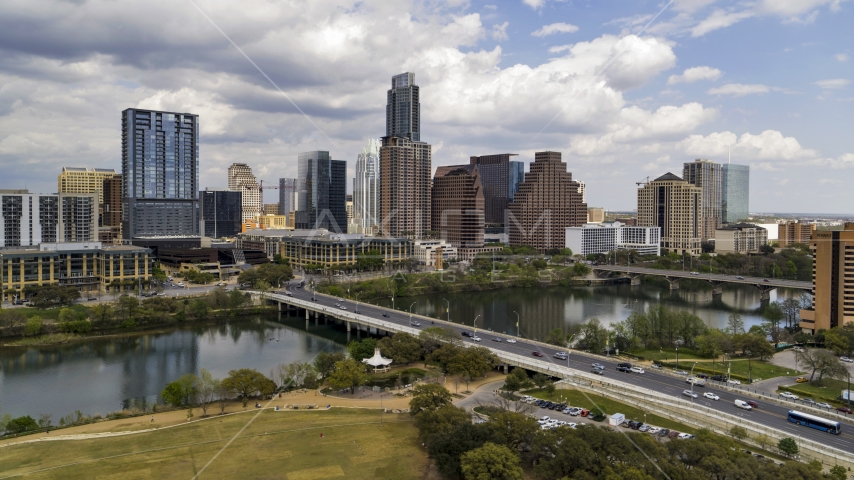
[363,347,393,367]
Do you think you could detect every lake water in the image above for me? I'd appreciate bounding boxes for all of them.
[0,282,804,421]
[0,314,345,420]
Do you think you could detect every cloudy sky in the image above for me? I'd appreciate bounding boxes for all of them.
[0,0,851,213]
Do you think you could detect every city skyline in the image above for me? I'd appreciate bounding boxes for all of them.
[0,1,851,213]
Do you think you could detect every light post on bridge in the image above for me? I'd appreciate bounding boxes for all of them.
[513,311,520,337]
[675,346,679,370]
[443,298,450,322]
[408,302,416,325]
[473,314,481,335]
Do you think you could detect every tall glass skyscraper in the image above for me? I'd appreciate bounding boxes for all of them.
[722,164,749,223]
[295,151,347,232]
[469,154,525,226]
[683,159,722,241]
[122,108,199,238]
[278,178,297,217]
[200,190,242,238]
[386,72,420,141]
[353,139,380,233]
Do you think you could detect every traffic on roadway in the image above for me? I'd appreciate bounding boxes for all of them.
[281,280,853,453]
[591,265,810,290]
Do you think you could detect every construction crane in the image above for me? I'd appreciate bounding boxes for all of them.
[635,176,651,186]
[257,180,278,209]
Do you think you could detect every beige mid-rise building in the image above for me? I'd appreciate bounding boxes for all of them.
[800,223,854,332]
[683,159,722,241]
[379,136,431,238]
[637,172,701,255]
[587,207,605,223]
[715,223,768,254]
[228,163,261,222]
[778,220,815,247]
[58,167,117,205]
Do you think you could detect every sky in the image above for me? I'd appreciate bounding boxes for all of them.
[0,0,852,213]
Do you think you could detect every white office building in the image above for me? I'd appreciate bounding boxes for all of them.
[565,221,661,257]
[412,239,457,267]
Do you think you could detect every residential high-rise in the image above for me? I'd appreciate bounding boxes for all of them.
[715,223,768,254]
[587,207,605,223]
[121,108,199,238]
[469,154,524,226]
[637,173,701,255]
[379,136,431,238]
[0,190,97,247]
[264,204,279,215]
[565,222,661,256]
[295,151,347,232]
[353,139,380,234]
[507,151,587,251]
[345,194,354,227]
[227,163,261,222]
[576,180,586,203]
[200,190,242,238]
[58,167,116,226]
[800,223,854,332]
[683,159,722,241]
[778,220,815,247]
[431,164,485,248]
[102,175,123,228]
[386,72,420,141]
[380,73,431,238]
[278,178,297,219]
[721,164,749,223]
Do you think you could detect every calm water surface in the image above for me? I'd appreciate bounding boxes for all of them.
[0,314,346,420]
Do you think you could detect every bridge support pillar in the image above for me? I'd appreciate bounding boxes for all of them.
[666,277,679,290]
[346,321,351,332]
[278,302,282,312]
[503,363,508,374]
[305,318,309,329]
[712,284,723,296]
[305,309,309,319]
[760,289,771,301]
[630,275,642,286]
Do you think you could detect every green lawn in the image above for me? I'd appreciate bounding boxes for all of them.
[0,408,427,479]
[523,388,698,434]
[659,359,801,382]
[778,377,851,404]
[19,304,89,322]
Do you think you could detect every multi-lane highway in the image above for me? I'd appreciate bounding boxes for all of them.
[281,281,851,453]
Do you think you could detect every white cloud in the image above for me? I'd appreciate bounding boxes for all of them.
[491,21,509,41]
[532,22,580,37]
[836,53,848,62]
[548,45,572,53]
[707,83,771,96]
[523,0,546,9]
[755,0,848,17]
[691,9,755,37]
[815,78,850,89]
[677,130,822,163]
[483,4,497,9]
[690,0,850,37]
[667,66,723,85]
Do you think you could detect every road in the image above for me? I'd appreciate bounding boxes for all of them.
[283,281,852,454]
[592,265,810,290]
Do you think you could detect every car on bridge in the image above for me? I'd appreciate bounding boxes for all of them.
[471,336,481,342]
[617,366,631,373]
[682,389,698,398]
[736,276,744,279]
[410,321,421,327]
[591,368,604,375]
[506,338,516,343]
[592,363,604,369]
[382,313,389,318]
[630,367,645,374]
[492,337,502,342]
[554,352,568,360]
[690,271,699,275]
[703,392,719,401]
[532,351,544,357]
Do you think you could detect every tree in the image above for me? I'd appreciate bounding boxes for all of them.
[780,298,802,328]
[544,328,566,347]
[579,318,608,353]
[30,285,80,308]
[161,373,198,407]
[460,442,524,480]
[195,368,217,416]
[572,262,590,277]
[759,244,774,255]
[377,332,422,364]
[532,373,551,390]
[729,425,748,442]
[314,351,346,378]
[762,302,785,347]
[5,415,39,434]
[754,433,772,451]
[799,348,848,384]
[24,316,43,337]
[825,325,854,357]
[221,369,275,407]
[726,313,745,335]
[37,413,53,429]
[740,333,775,360]
[829,465,848,480]
[419,327,462,356]
[328,358,369,394]
[448,347,499,390]
[501,368,533,394]
[428,344,463,372]
[188,299,210,320]
[0,310,27,336]
[346,338,377,362]
[777,437,799,457]
[409,383,452,415]
[237,263,293,288]
[227,289,248,314]
[215,381,229,414]
[413,405,471,443]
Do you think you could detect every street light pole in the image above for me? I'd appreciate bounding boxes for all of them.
[690,362,699,400]
[408,302,416,324]
[676,346,679,370]
[513,311,520,337]
[443,298,450,322]
[473,314,481,333]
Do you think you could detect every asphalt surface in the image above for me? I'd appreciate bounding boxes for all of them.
[592,265,811,290]
[282,281,852,454]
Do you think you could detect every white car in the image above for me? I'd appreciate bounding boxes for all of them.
[647,426,661,434]
[703,392,720,401]
[505,339,517,343]
[682,389,699,398]
[779,392,799,400]
[727,379,741,385]
[815,402,833,409]
[177,282,185,287]
[339,306,347,310]
[630,367,645,374]
[841,356,853,363]
[677,433,695,439]
[471,336,481,342]
[538,416,550,424]
[690,271,699,275]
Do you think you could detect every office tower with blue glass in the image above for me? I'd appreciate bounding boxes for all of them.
[469,154,524,226]
[200,189,242,238]
[721,164,749,224]
[122,108,199,238]
[295,151,347,232]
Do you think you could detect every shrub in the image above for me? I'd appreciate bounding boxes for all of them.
[24,316,43,337]
[57,319,92,334]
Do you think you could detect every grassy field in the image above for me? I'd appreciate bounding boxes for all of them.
[18,304,89,322]
[0,408,428,479]
[659,359,801,382]
[523,388,698,435]
[626,348,704,362]
[778,377,850,404]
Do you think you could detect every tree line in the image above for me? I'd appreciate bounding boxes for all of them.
[405,386,845,480]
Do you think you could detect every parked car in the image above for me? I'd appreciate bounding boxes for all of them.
[677,433,695,440]
[696,373,709,379]
[836,407,853,414]
[815,402,833,409]
[711,375,726,382]
[87,296,98,301]
[658,428,670,437]
[674,370,688,375]
[682,389,699,399]
[579,409,589,417]
[532,351,544,357]
[668,430,681,438]
[779,392,799,400]
[727,379,741,385]
[841,356,853,363]
[703,392,720,401]
[801,398,816,406]
[647,426,661,434]
[795,376,808,383]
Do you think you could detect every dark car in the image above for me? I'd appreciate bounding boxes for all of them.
[354,310,361,314]
[617,366,630,372]
[532,351,544,357]
[591,368,604,375]
[658,428,670,437]
[746,400,758,408]
[837,406,853,414]
[618,362,632,368]
[548,403,557,410]
[382,313,390,318]
[668,430,681,438]
[87,296,98,301]
[711,375,726,382]
[696,373,709,379]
